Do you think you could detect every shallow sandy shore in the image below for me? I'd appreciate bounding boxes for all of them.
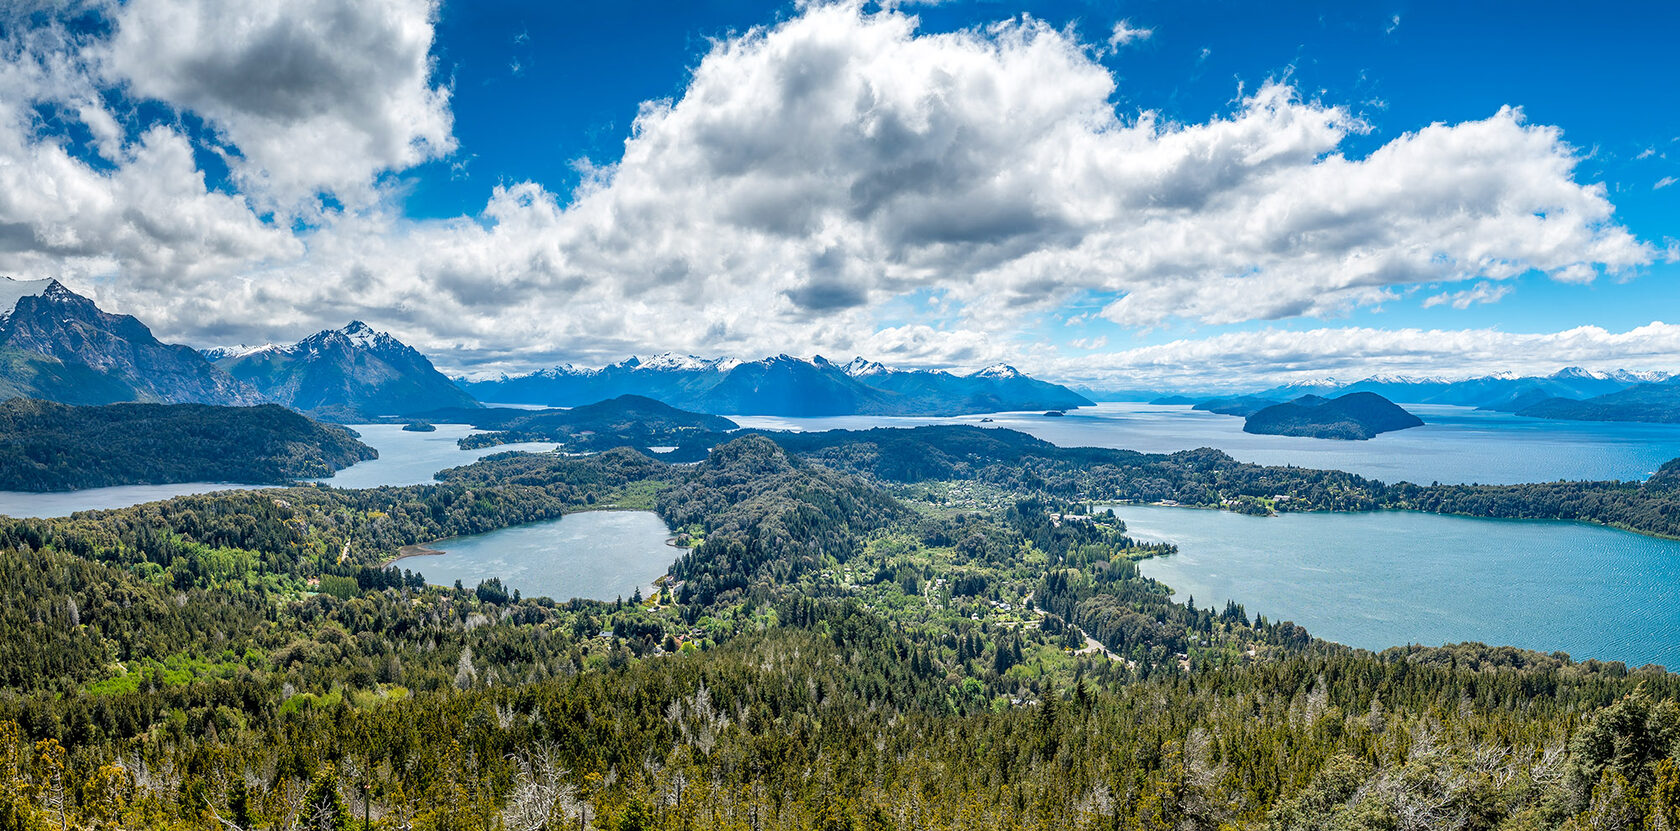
[388,543,446,565]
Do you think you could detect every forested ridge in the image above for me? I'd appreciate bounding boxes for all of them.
[0,433,1677,829]
[762,425,1680,537]
[0,399,376,491]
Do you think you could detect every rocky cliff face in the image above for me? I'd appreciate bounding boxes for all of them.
[0,278,262,406]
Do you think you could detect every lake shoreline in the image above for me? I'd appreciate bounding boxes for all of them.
[380,510,677,603]
[388,543,447,566]
[382,508,689,569]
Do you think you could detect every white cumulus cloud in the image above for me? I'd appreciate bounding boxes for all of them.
[0,1,1660,380]
[99,0,454,208]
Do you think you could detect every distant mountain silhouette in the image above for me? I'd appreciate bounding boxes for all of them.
[461,353,1091,416]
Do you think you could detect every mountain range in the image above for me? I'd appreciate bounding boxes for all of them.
[10,276,1678,424]
[208,321,479,421]
[1251,368,1671,411]
[0,278,1090,420]
[460,354,1092,416]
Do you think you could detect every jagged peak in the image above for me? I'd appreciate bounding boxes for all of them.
[290,321,403,352]
[1,276,60,318]
[336,321,393,350]
[843,356,891,377]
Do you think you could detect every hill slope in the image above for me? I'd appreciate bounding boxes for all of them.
[1244,392,1424,440]
[1517,380,1680,424]
[0,398,375,491]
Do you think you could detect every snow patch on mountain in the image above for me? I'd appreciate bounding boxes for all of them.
[0,276,55,321]
[634,353,725,372]
[971,363,1024,380]
[202,343,285,362]
[843,357,890,377]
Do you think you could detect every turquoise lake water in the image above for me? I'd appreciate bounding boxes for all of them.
[732,402,1680,486]
[1116,504,1680,668]
[398,510,678,602]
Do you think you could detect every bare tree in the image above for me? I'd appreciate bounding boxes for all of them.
[502,745,583,831]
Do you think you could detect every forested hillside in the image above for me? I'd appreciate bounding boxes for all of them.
[0,399,376,491]
[763,424,1680,537]
[0,435,1676,828]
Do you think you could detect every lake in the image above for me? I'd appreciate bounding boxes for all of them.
[0,423,558,518]
[731,402,1680,485]
[1114,504,1680,668]
[396,510,678,602]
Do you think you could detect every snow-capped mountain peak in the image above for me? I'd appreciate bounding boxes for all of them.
[971,363,1024,380]
[0,276,56,321]
[202,343,285,362]
[634,352,727,372]
[1358,373,1447,385]
[337,320,394,350]
[843,356,890,377]
[1550,366,1606,381]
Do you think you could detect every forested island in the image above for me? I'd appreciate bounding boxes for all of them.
[1242,392,1424,439]
[0,426,1677,828]
[431,394,738,454]
[0,398,375,491]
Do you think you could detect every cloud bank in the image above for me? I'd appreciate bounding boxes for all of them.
[0,1,1658,382]
[1059,323,1680,390]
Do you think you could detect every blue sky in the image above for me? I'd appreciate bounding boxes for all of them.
[1,0,1676,387]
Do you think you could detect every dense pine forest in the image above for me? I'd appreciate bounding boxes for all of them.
[0,399,375,491]
[0,433,1677,829]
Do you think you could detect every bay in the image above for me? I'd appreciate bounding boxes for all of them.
[1117,504,1680,668]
